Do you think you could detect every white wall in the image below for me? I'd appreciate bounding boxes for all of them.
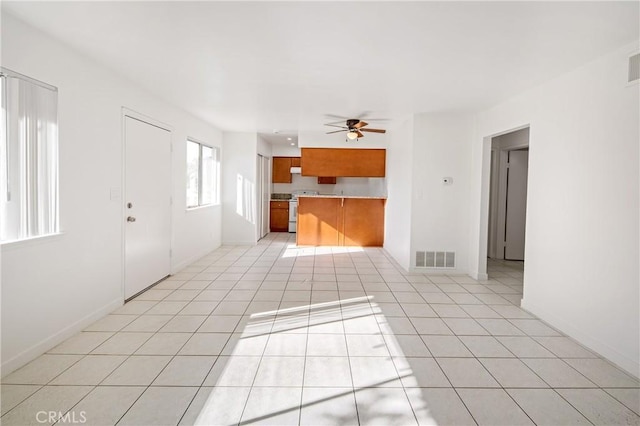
[221,132,258,245]
[271,145,301,157]
[383,117,414,270]
[298,130,387,149]
[257,135,272,158]
[273,175,386,197]
[0,14,223,375]
[410,113,475,274]
[472,42,640,377]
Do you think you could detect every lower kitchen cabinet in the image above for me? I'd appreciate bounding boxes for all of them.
[297,197,341,245]
[270,201,289,232]
[343,198,385,246]
[297,197,385,246]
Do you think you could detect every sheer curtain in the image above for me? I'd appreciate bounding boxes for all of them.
[1,69,58,241]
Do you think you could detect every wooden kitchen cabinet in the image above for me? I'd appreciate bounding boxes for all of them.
[270,200,289,232]
[317,176,337,184]
[343,198,385,246]
[297,197,341,246]
[272,157,292,183]
[297,197,385,246]
[301,148,386,177]
[272,156,302,183]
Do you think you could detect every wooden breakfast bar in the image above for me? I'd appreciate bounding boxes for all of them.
[296,195,386,247]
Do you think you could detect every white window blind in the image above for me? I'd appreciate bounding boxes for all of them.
[0,68,59,242]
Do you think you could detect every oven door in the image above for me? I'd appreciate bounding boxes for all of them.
[288,200,297,232]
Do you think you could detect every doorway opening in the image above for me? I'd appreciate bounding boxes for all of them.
[487,127,529,281]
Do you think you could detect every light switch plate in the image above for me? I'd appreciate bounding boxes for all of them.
[443,177,453,185]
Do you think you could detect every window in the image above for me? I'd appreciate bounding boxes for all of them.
[186,139,219,208]
[0,68,59,242]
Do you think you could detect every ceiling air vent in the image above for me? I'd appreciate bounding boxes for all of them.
[629,53,640,83]
[415,251,455,268]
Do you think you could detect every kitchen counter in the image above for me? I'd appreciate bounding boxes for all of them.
[297,196,385,247]
[297,194,387,200]
[271,193,292,200]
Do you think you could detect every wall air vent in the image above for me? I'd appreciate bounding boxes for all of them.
[629,53,640,83]
[415,251,455,268]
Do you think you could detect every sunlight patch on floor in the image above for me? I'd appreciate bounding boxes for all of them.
[194,296,437,425]
[282,244,366,258]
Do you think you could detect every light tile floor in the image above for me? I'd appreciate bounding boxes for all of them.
[2,233,639,425]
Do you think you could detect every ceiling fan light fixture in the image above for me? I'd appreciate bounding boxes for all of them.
[346,131,359,140]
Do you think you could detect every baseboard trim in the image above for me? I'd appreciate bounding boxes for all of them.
[409,267,469,276]
[522,298,640,379]
[171,243,222,274]
[1,298,122,378]
[407,267,488,281]
[220,241,257,246]
[471,272,489,281]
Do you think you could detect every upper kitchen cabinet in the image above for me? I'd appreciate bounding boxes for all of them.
[272,156,302,183]
[272,157,292,183]
[301,148,386,177]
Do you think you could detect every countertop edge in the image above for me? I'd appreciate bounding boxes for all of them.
[296,195,387,199]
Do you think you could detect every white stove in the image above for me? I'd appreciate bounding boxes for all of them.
[288,190,318,232]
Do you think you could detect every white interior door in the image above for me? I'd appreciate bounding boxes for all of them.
[261,156,270,237]
[124,116,172,299]
[256,155,270,240]
[256,155,263,239]
[504,149,529,260]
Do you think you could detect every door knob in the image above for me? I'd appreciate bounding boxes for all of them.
[127,216,136,222]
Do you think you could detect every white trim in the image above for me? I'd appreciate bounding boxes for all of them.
[0,298,122,377]
[221,241,258,246]
[186,204,220,212]
[187,136,217,150]
[626,47,640,87]
[471,272,489,281]
[522,298,640,379]
[121,107,172,132]
[0,67,57,92]
[408,267,469,276]
[171,243,222,274]
[0,231,65,250]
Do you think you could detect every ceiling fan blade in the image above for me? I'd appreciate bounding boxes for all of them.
[324,123,348,129]
[354,121,368,129]
[325,113,350,121]
[360,128,386,133]
[326,130,345,134]
[357,130,364,138]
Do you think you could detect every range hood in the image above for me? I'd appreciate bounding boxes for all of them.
[290,166,302,174]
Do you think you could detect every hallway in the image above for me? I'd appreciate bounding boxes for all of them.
[1,234,638,425]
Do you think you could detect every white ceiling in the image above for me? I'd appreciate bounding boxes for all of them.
[4,1,639,144]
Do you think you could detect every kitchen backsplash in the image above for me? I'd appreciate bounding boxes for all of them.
[272,175,387,197]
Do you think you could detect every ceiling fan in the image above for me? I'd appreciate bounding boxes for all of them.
[325,118,386,141]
